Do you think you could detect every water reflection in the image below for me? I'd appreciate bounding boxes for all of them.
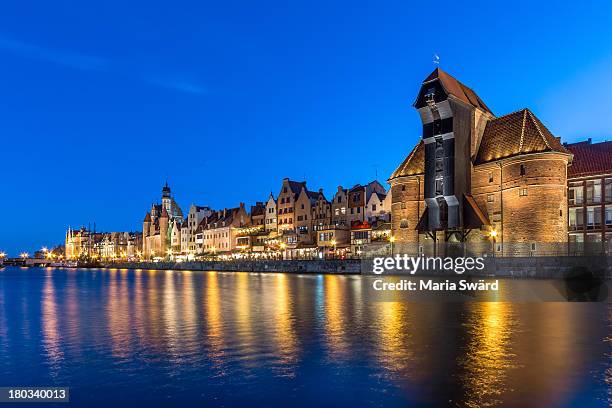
[459,302,516,407]
[0,267,608,407]
[41,271,63,370]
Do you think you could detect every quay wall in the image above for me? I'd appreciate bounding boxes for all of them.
[103,256,611,279]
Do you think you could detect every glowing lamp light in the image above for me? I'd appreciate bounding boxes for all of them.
[389,236,396,243]
[490,229,498,238]
[20,252,29,259]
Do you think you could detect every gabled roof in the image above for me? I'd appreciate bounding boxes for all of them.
[287,180,306,194]
[474,108,569,164]
[388,140,425,180]
[421,68,492,114]
[143,212,151,222]
[565,140,612,178]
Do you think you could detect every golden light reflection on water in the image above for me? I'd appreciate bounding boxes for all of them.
[324,275,350,359]
[162,270,179,354]
[28,269,609,406]
[271,274,298,374]
[180,270,197,344]
[205,271,226,373]
[459,302,516,408]
[235,273,256,361]
[41,272,63,368]
[107,268,132,358]
[374,301,414,376]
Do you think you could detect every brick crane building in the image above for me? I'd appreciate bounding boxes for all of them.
[389,68,572,255]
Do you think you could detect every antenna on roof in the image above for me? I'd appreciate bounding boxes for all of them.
[433,53,440,65]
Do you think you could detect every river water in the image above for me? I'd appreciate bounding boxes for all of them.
[0,267,609,407]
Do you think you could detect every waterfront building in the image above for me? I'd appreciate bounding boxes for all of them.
[185,205,213,257]
[198,204,250,256]
[331,186,349,226]
[312,189,332,232]
[275,178,319,258]
[365,190,390,223]
[264,193,277,232]
[565,140,612,254]
[250,202,266,227]
[389,68,571,255]
[350,220,391,257]
[316,224,350,258]
[65,227,140,260]
[276,178,304,234]
[346,181,387,226]
[142,183,184,259]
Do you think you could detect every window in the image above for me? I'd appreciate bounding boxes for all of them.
[372,204,377,211]
[520,164,525,176]
[341,207,346,215]
[606,206,612,226]
[530,243,536,251]
[334,208,339,216]
[337,196,342,203]
[354,231,369,240]
[586,180,602,204]
[519,188,528,196]
[400,219,409,228]
[283,187,287,193]
[587,206,601,228]
[401,185,406,191]
[357,207,361,213]
[488,172,493,183]
[606,179,612,202]
[569,183,583,205]
[487,194,494,203]
[301,204,304,209]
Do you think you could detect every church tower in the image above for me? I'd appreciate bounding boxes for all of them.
[162,182,171,213]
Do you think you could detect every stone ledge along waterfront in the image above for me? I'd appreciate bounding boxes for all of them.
[100,256,612,279]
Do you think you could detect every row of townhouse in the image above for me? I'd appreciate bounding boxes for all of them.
[65,227,141,260]
[140,178,393,260]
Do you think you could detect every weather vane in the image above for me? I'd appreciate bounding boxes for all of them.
[433,53,440,65]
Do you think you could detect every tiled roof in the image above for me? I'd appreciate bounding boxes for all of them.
[474,109,569,164]
[423,68,492,114]
[565,140,612,178]
[143,212,151,222]
[287,180,306,194]
[388,140,425,180]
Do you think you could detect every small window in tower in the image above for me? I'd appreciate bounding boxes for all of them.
[488,172,493,183]
[401,185,406,191]
[487,194,494,203]
[519,188,528,197]
[400,219,409,229]
[520,164,526,176]
[560,209,563,217]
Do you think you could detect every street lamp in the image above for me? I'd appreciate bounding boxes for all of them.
[20,252,29,259]
[331,239,337,259]
[389,236,396,255]
[489,229,498,257]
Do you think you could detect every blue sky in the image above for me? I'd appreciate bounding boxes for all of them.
[1,1,611,255]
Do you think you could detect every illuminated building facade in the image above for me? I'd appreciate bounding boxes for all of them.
[565,140,612,253]
[142,183,184,259]
[389,68,572,255]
